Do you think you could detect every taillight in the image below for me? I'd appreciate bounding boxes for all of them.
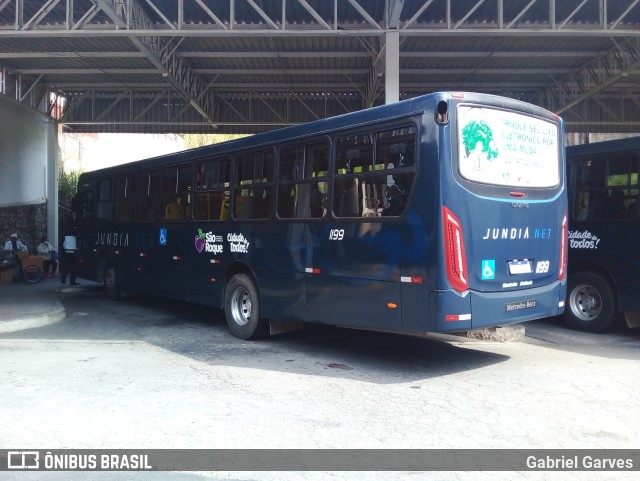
[443,206,468,292]
[558,213,568,281]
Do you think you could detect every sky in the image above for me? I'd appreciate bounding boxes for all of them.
[58,133,186,172]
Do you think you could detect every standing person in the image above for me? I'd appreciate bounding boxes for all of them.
[60,231,79,285]
[3,233,28,281]
[37,237,58,277]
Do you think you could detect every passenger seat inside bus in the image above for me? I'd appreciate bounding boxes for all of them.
[608,190,626,219]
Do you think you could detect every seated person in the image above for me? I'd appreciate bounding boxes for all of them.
[37,237,58,277]
[3,233,28,281]
[164,197,184,220]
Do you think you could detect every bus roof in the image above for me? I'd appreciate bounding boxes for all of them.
[567,136,640,158]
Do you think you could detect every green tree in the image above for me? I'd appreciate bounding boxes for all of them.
[182,133,249,150]
[58,160,81,205]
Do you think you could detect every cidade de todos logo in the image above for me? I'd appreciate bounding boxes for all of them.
[568,230,600,249]
[194,228,224,254]
[228,233,250,253]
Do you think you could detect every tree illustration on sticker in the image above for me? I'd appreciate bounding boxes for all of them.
[462,120,499,170]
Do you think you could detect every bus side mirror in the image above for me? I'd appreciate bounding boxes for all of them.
[436,101,449,124]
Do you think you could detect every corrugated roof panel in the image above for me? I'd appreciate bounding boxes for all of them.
[1,0,638,133]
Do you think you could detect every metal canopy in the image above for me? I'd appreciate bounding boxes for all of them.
[1,0,639,134]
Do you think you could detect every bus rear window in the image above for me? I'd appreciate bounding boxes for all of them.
[457,105,559,188]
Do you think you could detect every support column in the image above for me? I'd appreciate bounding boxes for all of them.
[47,121,59,248]
[385,30,400,104]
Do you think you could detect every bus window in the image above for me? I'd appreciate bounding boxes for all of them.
[279,146,304,181]
[334,127,416,218]
[75,191,94,226]
[234,151,274,220]
[377,128,416,216]
[196,191,230,221]
[136,171,160,222]
[573,155,639,221]
[307,143,329,179]
[308,182,327,218]
[376,128,416,170]
[96,178,113,222]
[115,175,134,222]
[162,164,191,221]
[277,141,329,219]
[195,157,231,221]
[277,146,302,218]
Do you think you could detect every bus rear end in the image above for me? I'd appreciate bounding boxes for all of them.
[432,93,567,333]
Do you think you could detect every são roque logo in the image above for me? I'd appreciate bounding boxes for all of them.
[194,228,224,254]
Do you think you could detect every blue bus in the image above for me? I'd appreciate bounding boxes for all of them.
[565,136,640,332]
[72,92,567,340]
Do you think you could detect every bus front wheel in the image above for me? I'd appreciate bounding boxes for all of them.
[563,272,616,333]
[224,274,268,340]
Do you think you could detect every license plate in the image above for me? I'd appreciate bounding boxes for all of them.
[508,259,532,275]
[506,300,537,312]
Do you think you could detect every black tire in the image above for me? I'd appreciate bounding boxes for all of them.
[563,271,617,333]
[104,266,121,299]
[224,273,268,340]
[23,266,43,283]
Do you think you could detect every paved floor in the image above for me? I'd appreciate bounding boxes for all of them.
[0,275,77,333]
[2,279,639,481]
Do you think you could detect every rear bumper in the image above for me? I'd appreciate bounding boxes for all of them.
[430,279,566,333]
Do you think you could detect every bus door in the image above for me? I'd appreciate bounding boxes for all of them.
[144,165,193,299]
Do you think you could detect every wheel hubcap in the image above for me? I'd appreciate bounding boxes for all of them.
[569,283,602,321]
[105,270,115,289]
[231,287,251,326]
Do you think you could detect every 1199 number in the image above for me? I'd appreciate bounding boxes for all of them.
[329,229,345,241]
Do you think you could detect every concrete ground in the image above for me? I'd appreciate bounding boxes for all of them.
[1,280,639,481]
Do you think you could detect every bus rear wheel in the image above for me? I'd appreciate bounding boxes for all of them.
[563,272,616,333]
[104,266,121,299]
[224,274,268,340]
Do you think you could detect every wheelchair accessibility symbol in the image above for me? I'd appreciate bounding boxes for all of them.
[481,259,495,280]
[159,228,167,246]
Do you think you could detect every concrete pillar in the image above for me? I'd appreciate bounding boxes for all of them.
[0,95,58,250]
[47,124,59,249]
[385,30,400,104]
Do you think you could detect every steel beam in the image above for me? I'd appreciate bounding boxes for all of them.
[92,0,217,128]
[535,37,640,114]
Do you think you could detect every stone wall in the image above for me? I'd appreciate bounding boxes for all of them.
[1,204,48,254]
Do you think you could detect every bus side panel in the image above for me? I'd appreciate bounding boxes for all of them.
[396,162,440,332]
[254,269,306,322]
[306,275,402,328]
[566,144,640,315]
[568,222,640,314]
[111,225,165,295]
[429,290,472,332]
[76,235,98,282]
[305,222,404,329]
[248,224,308,321]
